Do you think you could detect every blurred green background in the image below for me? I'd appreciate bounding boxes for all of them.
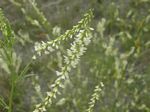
[0,0,150,112]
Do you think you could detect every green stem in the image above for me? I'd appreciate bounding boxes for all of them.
[7,50,15,112]
[8,79,15,112]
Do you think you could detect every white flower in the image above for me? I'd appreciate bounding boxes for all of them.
[100,82,104,87]
[64,56,69,64]
[47,92,53,97]
[56,71,62,76]
[33,110,39,112]
[44,50,49,55]
[47,46,54,52]
[41,107,46,111]
[37,51,41,56]
[83,36,92,45]
[52,26,61,36]
[32,55,36,60]
[34,42,41,51]
[67,49,73,57]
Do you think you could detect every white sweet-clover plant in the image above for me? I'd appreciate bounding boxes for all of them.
[33,9,94,112]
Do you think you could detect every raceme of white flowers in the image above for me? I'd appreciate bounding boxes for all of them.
[32,9,93,59]
[33,28,93,112]
[33,10,94,112]
[86,82,104,112]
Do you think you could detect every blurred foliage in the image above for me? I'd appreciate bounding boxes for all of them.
[0,0,150,112]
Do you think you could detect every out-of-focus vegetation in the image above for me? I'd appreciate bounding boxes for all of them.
[0,0,150,112]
